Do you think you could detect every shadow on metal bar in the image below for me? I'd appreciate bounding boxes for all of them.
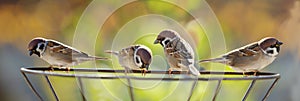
[20,67,280,101]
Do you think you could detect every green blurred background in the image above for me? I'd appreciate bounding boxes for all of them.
[0,0,299,101]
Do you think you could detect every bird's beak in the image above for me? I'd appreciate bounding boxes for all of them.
[154,40,159,44]
[29,50,33,56]
[276,42,283,47]
[141,68,148,76]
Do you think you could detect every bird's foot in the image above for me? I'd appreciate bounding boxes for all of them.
[168,69,173,77]
[141,69,147,76]
[253,70,259,76]
[48,66,54,72]
[66,67,71,73]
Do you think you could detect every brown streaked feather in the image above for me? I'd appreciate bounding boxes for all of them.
[222,42,262,66]
[200,42,261,66]
[167,38,193,60]
[47,40,89,58]
[48,41,72,55]
[224,42,260,58]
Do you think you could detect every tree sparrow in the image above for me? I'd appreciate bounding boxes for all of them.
[28,37,108,69]
[105,45,152,76]
[154,29,200,76]
[199,37,283,75]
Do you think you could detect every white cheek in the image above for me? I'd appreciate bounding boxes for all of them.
[134,55,143,67]
[265,47,278,57]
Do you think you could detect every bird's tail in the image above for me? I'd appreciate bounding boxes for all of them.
[94,56,109,60]
[105,50,119,56]
[87,56,109,60]
[189,65,200,76]
[198,57,225,63]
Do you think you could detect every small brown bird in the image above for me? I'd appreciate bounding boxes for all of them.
[28,37,108,69]
[199,37,283,75]
[106,45,152,76]
[154,29,200,76]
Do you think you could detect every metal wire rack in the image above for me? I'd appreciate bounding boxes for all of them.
[20,67,280,101]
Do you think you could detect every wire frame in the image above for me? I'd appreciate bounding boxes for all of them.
[20,67,280,101]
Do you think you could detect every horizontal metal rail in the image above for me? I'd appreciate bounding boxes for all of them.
[20,67,280,81]
[20,67,280,101]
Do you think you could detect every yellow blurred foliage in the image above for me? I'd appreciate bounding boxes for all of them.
[0,0,89,49]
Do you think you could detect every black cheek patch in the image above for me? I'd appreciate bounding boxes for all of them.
[39,44,44,50]
[267,50,274,54]
[164,40,170,45]
[135,57,140,64]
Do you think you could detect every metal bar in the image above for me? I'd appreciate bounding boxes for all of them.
[126,77,135,101]
[20,67,281,101]
[242,80,257,101]
[212,80,222,101]
[262,78,280,101]
[21,72,43,101]
[44,76,59,101]
[187,79,198,101]
[20,68,281,81]
[77,77,87,101]
[21,67,279,76]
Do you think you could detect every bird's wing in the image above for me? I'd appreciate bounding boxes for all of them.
[223,42,261,66]
[199,42,261,65]
[47,40,89,59]
[224,42,260,58]
[166,38,196,69]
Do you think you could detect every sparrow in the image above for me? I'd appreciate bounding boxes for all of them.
[27,37,108,69]
[105,45,152,76]
[199,37,283,75]
[154,29,200,76]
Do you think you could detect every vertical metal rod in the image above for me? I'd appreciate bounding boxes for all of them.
[126,77,135,101]
[78,77,87,101]
[212,80,222,101]
[262,78,280,101]
[242,80,257,101]
[187,79,198,101]
[21,72,43,101]
[44,76,59,101]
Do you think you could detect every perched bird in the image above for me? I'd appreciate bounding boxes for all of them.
[28,37,108,69]
[105,45,152,76]
[154,29,200,76]
[199,37,283,75]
